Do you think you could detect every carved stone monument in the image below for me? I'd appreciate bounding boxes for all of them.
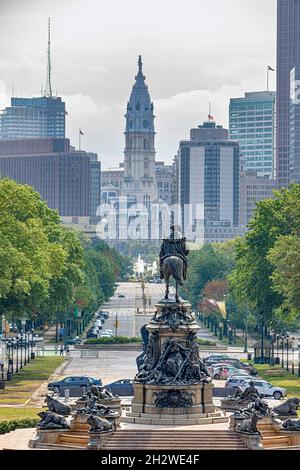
[124,227,223,426]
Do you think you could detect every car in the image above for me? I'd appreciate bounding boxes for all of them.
[105,379,134,396]
[210,364,251,380]
[239,379,287,400]
[101,331,114,337]
[203,355,232,366]
[225,376,255,390]
[99,333,113,338]
[86,330,98,339]
[93,320,104,326]
[118,293,125,298]
[48,376,94,394]
[48,375,102,394]
[66,336,82,345]
[217,359,258,376]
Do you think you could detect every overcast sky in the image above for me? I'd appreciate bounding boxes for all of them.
[0,0,276,169]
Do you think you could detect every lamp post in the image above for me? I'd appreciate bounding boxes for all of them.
[298,343,300,378]
[291,337,295,374]
[15,337,19,373]
[219,321,223,341]
[26,332,30,363]
[286,335,289,372]
[276,335,280,365]
[20,333,23,369]
[281,337,284,368]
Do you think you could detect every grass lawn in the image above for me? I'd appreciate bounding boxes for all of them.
[0,356,65,405]
[254,364,300,398]
[0,407,40,422]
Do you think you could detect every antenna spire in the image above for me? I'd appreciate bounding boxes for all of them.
[44,17,52,98]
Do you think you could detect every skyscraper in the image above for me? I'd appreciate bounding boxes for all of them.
[229,91,276,178]
[0,18,66,140]
[277,0,300,187]
[122,56,158,208]
[0,96,66,140]
[178,121,240,241]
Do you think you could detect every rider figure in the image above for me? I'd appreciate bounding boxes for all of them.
[159,225,189,280]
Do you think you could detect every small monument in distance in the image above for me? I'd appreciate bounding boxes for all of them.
[124,226,224,426]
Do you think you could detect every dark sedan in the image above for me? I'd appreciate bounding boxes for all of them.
[105,379,134,396]
[48,375,102,395]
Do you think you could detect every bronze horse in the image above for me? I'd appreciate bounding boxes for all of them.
[161,255,185,302]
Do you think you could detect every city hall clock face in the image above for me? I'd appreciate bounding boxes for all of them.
[143,119,150,128]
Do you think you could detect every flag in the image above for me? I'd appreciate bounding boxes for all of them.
[65,110,68,115]
[208,114,214,121]
[79,129,84,136]
[268,65,275,72]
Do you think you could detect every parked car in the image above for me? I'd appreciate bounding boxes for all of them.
[93,320,104,326]
[105,379,134,396]
[225,376,256,390]
[66,336,82,345]
[218,359,258,376]
[210,364,251,380]
[203,355,232,366]
[99,333,113,338]
[87,330,99,339]
[48,375,102,394]
[239,378,287,400]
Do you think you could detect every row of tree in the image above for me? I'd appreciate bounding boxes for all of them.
[0,179,130,329]
[183,184,300,337]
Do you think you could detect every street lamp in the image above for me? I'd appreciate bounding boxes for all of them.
[276,335,280,365]
[281,337,284,368]
[298,343,300,378]
[219,321,223,341]
[20,333,23,369]
[291,337,295,374]
[26,332,30,363]
[15,338,19,373]
[286,335,289,372]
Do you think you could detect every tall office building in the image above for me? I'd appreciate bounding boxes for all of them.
[155,161,174,205]
[0,96,66,140]
[0,19,66,141]
[122,56,158,208]
[277,0,300,187]
[0,138,94,217]
[178,121,240,241]
[229,91,276,178]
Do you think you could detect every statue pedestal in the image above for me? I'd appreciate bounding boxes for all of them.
[124,299,227,426]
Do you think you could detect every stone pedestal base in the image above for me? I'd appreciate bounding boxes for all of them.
[123,382,228,426]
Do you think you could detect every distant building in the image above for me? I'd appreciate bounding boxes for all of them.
[0,137,99,218]
[0,96,66,140]
[101,165,124,191]
[178,121,240,241]
[277,0,300,187]
[86,151,101,224]
[155,161,174,205]
[229,91,276,178]
[290,65,300,183]
[122,56,158,207]
[239,170,276,226]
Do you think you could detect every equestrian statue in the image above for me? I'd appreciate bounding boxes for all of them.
[159,225,189,302]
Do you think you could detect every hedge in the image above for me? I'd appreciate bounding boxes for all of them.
[85,336,141,345]
[197,338,217,346]
[0,418,39,435]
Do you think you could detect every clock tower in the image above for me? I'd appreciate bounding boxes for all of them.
[123,56,158,207]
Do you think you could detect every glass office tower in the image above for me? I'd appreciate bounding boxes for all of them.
[277,0,300,187]
[229,91,276,178]
[0,96,66,139]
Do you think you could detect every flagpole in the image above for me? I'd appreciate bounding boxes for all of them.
[79,129,81,151]
[267,66,269,92]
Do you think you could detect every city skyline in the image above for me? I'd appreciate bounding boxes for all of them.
[0,0,276,169]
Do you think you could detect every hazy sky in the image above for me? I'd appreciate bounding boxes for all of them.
[0,0,276,169]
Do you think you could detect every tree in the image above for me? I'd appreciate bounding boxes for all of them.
[229,184,300,329]
[268,234,300,323]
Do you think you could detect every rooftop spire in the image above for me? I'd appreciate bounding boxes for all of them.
[44,17,52,98]
[138,55,142,72]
